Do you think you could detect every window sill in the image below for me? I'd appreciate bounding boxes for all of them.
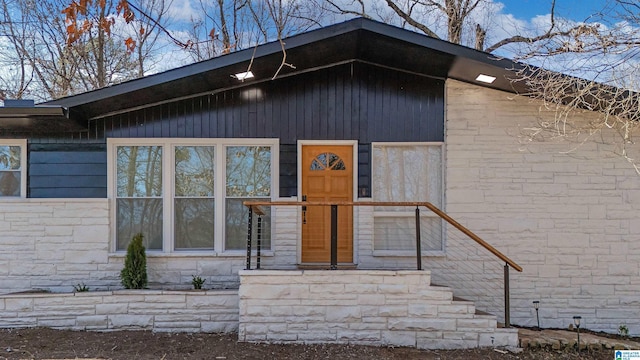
[108,250,274,258]
[372,250,446,257]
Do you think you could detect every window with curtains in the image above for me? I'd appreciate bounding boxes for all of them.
[110,139,275,253]
[0,140,26,198]
[372,143,444,253]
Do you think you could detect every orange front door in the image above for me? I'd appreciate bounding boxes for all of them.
[301,145,353,263]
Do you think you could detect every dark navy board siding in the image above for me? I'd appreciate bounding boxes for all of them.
[29,143,107,198]
[30,62,443,198]
[90,62,444,142]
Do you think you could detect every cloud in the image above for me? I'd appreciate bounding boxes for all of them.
[166,0,201,23]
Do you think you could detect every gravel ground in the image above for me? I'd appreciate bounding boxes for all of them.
[0,328,620,360]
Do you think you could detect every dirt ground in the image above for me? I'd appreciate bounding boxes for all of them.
[0,328,619,360]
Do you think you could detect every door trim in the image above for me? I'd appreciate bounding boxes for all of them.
[297,140,358,264]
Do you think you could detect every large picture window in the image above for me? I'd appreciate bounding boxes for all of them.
[372,143,444,253]
[109,139,276,253]
[0,140,26,198]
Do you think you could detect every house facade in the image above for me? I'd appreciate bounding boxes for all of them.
[0,19,638,335]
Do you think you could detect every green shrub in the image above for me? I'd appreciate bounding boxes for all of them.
[73,283,89,292]
[191,275,206,290]
[120,233,148,289]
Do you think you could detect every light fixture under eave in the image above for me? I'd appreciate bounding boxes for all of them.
[475,74,496,84]
[232,71,254,81]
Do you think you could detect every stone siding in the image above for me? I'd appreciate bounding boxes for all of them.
[0,290,238,332]
[445,79,640,334]
[0,199,290,294]
[238,270,517,349]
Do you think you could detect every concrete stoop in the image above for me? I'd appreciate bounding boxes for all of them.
[238,269,518,349]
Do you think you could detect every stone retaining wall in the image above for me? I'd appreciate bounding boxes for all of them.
[0,290,238,333]
[238,270,518,349]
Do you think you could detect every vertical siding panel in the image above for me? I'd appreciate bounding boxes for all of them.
[304,78,313,139]
[59,62,443,143]
[358,67,368,143]
[320,71,328,139]
[343,66,352,140]
[292,81,306,140]
[193,97,203,138]
[396,74,406,141]
[185,99,193,137]
[144,108,153,138]
[248,88,257,138]
[311,74,320,138]
[96,119,105,140]
[264,86,273,138]
[373,71,383,142]
[335,68,344,140]
[215,94,224,138]
[327,69,337,139]
[169,102,178,137]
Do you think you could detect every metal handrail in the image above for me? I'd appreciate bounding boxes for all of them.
[243,200,522,328]
[243,200,523,272]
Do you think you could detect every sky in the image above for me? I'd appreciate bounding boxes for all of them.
[499,0,608,21]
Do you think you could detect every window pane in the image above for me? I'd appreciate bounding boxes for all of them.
[116,198,163,250]
[175,146,215,197]
[0,171,20,196]
[226,146,271,197]
[175,198,215,249]
[374,216,443,251]
[225,198,271,251]
[0,146,21,170]
[372,145,442,207]
[117,146,163,197]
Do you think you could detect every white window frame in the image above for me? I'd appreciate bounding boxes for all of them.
[0,139,27,199]
[371,141,445,257]
[107,138,279,255]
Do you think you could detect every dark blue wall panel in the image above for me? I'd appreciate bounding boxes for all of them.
[28,62,444,198]
[29,143,107,198]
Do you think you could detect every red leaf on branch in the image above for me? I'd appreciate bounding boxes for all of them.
[124,37,136,53]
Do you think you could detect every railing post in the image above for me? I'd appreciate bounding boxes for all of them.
[330,205,338,270]
[415,206,422,270]
[504,262,510,328]
[245,206,253,270]
[256,215,262,270]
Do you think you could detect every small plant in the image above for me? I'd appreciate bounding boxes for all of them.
[120,233,148,289]
[191,275,206,290]
[619,324,629,337]
[73,283,89,292]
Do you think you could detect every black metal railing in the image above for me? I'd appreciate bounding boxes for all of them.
[243,201,523,327]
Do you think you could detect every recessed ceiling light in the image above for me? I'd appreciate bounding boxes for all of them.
[475,74,496,84]
[232,71,254,81]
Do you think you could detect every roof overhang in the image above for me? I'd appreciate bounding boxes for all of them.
[0,105,86,133]
[45,18,528,120]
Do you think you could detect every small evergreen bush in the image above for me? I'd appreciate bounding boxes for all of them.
[73,283,90,292]
[120,233,148,289]
[191,275,206,290]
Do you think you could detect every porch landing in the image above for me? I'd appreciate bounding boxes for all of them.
[238,269,518,349]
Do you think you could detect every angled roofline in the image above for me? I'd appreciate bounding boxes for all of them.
[46,18,525,109]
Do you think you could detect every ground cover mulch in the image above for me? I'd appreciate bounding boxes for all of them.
[0,328,621,360]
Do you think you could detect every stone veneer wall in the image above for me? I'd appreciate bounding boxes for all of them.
[0,290,238,332]
[0,199,289,294]
[445,79,640,334]
[238,270,518,349]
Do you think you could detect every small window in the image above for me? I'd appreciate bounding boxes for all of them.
[310,152,346,171]
[0,140,26,198]
[372,143,444,252]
